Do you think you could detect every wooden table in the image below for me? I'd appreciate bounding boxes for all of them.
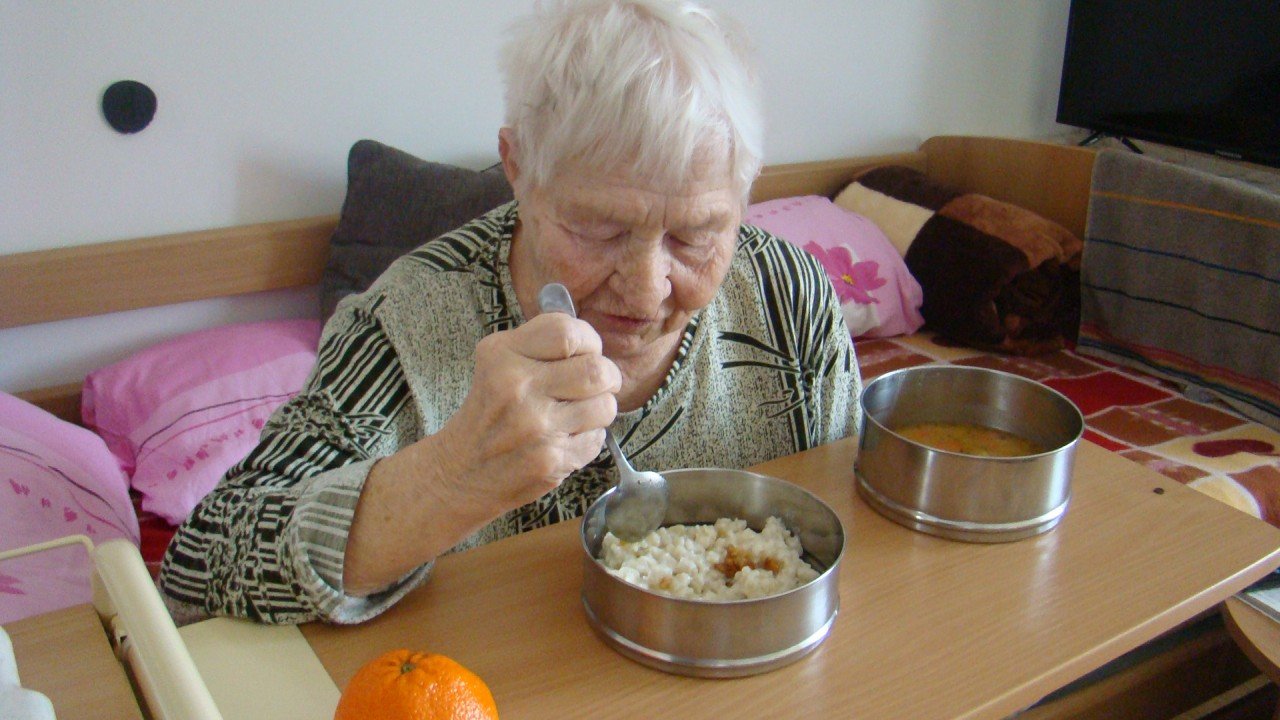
[1224,597,1280,679]
[7,438,1280,719]
[1223,596,1280,718]
[5,604,143,719]
[299,438,1280,720]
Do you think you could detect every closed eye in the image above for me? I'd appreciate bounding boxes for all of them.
[561,222,626,243]
[670,231,714,247]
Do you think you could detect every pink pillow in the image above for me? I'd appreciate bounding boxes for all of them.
[746,195,924,338]
[0,392,139,623]
[82,319,322,525]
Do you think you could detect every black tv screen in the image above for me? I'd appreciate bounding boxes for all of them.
[1056,1,1280,168]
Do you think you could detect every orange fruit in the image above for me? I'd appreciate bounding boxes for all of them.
[333,648,499,720]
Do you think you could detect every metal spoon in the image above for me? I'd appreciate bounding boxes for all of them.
[537,283,669,542]
[601,428,669,542]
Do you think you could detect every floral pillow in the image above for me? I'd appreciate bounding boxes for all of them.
[0,391,139,623]
[82,319,322,525]
[745,195,924,338]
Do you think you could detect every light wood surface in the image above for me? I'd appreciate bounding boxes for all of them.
[1224,596,1280,681]
[921,135,1096,239]
[0,214,338,330]
[300,438,1280,720]
[1020,616,1260,719]
[749,150,926,203]
[4,604,144,719]
[1222,597,1280,719]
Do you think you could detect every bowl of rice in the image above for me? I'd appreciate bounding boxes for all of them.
[580,468,845,678]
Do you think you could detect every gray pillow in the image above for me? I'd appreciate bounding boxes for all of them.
[320,139,513,319]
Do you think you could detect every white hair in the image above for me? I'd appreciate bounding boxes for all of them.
[499,0,763,203]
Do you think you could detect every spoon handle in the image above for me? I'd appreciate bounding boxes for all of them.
[604,429,634,473]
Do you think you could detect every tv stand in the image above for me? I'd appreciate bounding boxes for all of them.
[1079,131,1144,154]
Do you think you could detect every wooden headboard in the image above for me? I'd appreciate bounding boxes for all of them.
[1,135,1096,422]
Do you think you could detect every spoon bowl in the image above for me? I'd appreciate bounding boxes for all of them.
[602,429,669,542]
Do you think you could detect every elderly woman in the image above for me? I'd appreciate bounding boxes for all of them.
[159,0,861,624]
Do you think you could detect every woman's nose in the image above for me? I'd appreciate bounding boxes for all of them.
[614,239,671,309]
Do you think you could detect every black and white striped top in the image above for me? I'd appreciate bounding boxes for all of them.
[158,202,862,624]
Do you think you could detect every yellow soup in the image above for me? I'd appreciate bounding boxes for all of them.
[895,422,1043,457]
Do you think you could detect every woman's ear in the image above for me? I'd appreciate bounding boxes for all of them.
[498,127,521,189]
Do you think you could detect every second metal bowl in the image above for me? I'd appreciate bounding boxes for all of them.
[855,365,1085,542]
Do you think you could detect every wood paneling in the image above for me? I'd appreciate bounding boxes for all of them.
[922,135,1096,239]
[0,214,337,329]
[751,151,926,203]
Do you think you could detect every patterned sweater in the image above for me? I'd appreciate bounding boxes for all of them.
[158,202,862,624]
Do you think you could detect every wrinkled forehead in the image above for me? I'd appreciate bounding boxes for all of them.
[548,181,741,235]
[544,139,739,204]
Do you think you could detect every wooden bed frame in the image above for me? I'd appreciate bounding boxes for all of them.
[1,135,1095,424]
[0,134,1260,718]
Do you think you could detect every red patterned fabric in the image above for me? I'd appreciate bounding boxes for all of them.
[856,334,1280,527]
[132,490,177,579]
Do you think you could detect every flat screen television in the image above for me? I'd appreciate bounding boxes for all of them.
[1055,1,1280,168]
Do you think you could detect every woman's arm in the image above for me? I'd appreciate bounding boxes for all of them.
[158,304,421,624]
[159,301,620,623]
[341,311,619,594]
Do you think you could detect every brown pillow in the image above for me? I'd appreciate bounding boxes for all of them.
[835,166,1082,355]
[320,140,513,319]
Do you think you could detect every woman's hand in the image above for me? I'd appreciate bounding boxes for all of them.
[343,312,621,595]
[435,311,621,511]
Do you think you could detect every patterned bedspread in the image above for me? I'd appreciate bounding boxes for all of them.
[1079,149,1280,431]
[855,333,1280,527]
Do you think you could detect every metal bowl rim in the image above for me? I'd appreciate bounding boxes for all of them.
[580,596,838,677]
[859,365,1086,459]
[580,466,846,605]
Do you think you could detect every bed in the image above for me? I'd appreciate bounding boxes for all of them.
[2,134,1278,718]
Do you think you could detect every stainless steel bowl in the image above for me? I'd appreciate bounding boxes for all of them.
[855,366,1084,542]
[580,468,845,678]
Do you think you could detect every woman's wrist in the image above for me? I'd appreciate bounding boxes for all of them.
[341,431,496,595]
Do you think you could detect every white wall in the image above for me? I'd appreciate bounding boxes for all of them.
[0,0,1071,392]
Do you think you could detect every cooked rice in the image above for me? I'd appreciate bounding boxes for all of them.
[600,516,819,601]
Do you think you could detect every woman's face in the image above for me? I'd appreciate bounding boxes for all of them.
[509,149,742,400]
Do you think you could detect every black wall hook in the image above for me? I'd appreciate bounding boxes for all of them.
[102,80,157,134]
